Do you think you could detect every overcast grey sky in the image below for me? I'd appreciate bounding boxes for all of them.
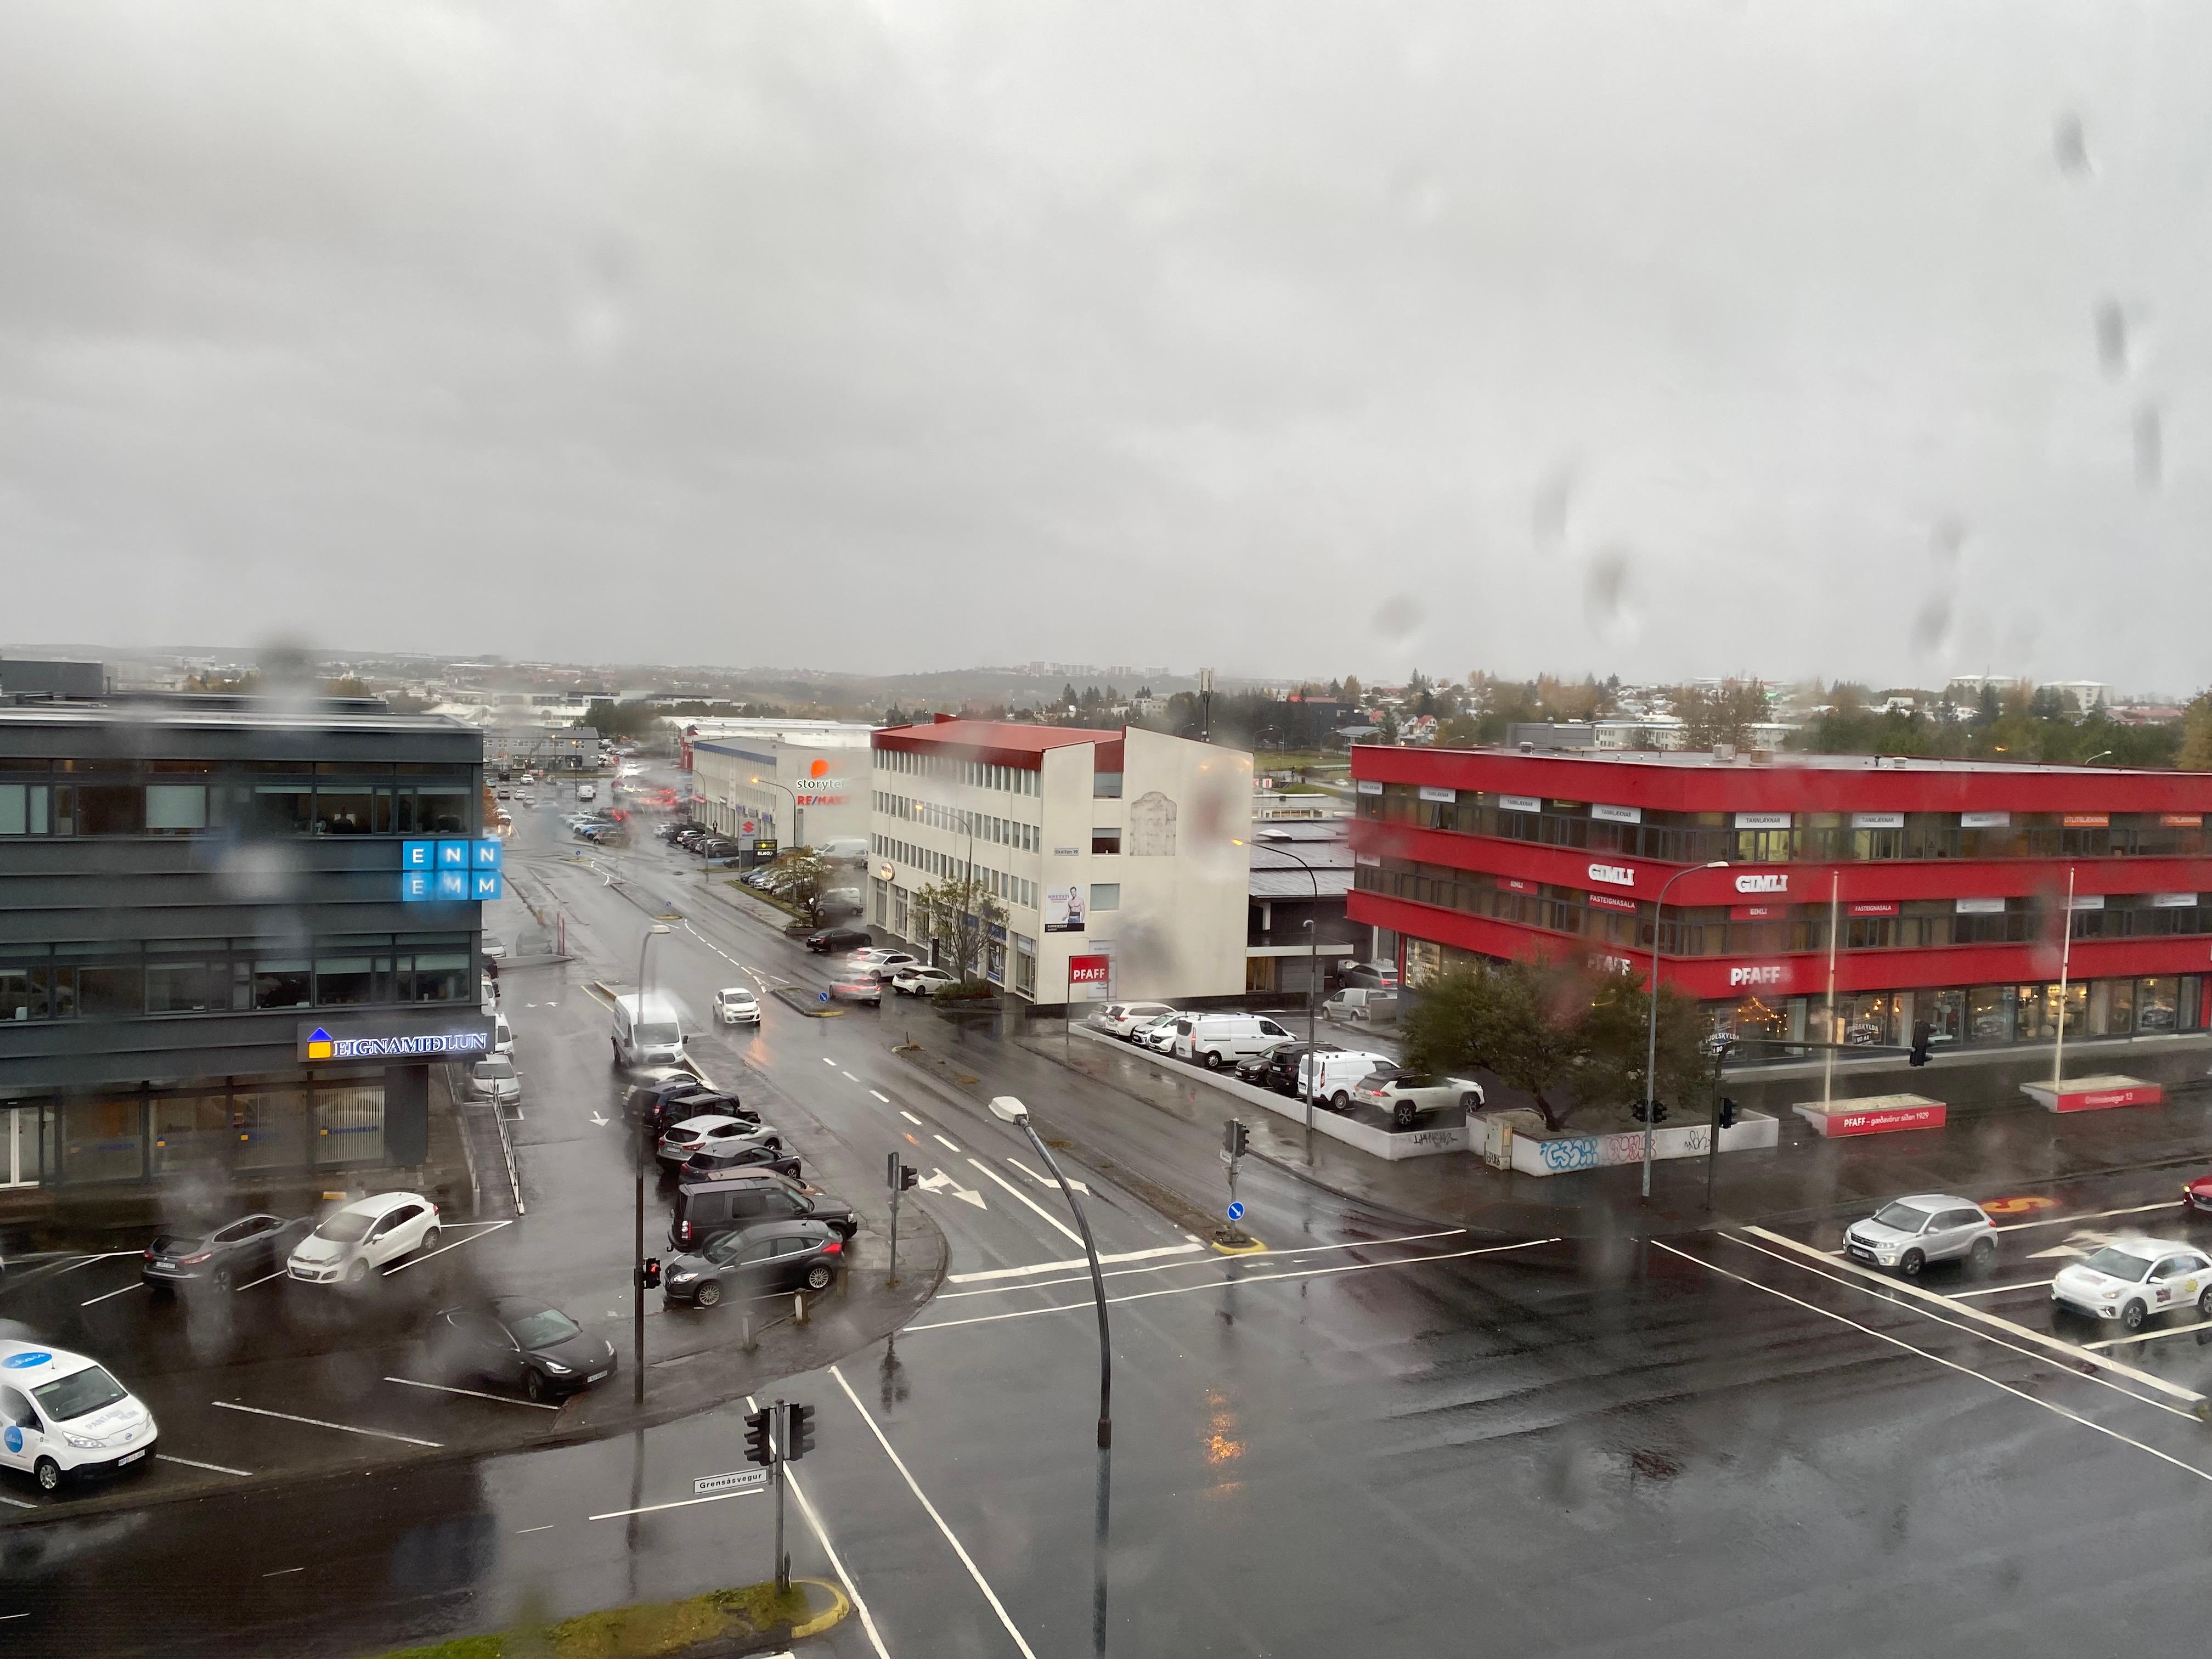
[2,2,2206,691]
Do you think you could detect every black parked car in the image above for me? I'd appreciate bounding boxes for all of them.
[1254,1042,1342,1096]
[805,927,872,954]
[428,1297,618,1402]
[662,1220,846,1308]
[142,1212,311,1294]
[669,1169,857,1255]
[623,1075,751,1135]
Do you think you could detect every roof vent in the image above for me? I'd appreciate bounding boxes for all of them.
[1712,743,1737,763]
[1519,741,1534,753]
[1750,748,1774,766]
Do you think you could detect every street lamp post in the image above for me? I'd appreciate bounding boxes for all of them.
[749,776,799,854]
[633,921,670,1406]
[989,1096,1112,1448]
[1642,861,1729,1201]
[2053,864,2077,1087]
[1259,839,1327,1132]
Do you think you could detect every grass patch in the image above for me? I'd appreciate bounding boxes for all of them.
[370,1582,815,1659]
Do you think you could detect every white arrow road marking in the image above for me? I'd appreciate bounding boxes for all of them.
[2028,1229,2124,1261]
[967,1158,1083,1246]
[589,1111,610,1127]
[1007,1156,1087,1195]
[916,1169,987,1209]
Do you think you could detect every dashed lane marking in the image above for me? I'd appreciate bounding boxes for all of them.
[262,1567,304,1578]
[830,1364,1038,1659]
[871,1091,891,1104]
[517,1525,555,1534]
[156,1454,253,1477]
[1658,1240,2212,1487]
[899,1111,922,1125]
[822,1057,838,1066]
[210,1401,442,1448]
[842,1070,859,1082]
[1740,1224,2205,1407]
[385,1375,562,1410]
[966,1158,1082,1246]
[911,1239,1557,1331]
[933,1134,961,1153]
[1992,1200,2190,1234]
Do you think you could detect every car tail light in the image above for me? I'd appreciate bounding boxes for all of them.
[679,1221,693,1243]
[143,1247,156,1260]
[820,1239,843,1255]
[180,1251,212,1266]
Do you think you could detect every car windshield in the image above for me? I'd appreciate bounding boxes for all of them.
[1872,1203,1935,1233]
[637,1023,680,1046]
[509,1308,582,1349]
[32,1365,128,1423]
[476,1059,515,1080]
[314,1211,375,1243]
[2083,1248,2157,1282]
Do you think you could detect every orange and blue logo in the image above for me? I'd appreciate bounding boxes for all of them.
[306,1027,334,1060]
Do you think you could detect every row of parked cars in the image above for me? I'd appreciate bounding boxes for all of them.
[1085,1002,1485,1128]
[623,1070,857,1309]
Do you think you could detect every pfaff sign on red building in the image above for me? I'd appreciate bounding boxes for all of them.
[1347,743,2212,1067]
[1068,955,1113,996]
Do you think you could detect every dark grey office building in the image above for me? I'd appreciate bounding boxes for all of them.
[0,700,492,1225]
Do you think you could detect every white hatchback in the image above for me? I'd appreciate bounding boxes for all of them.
[288,1192,441,1285]
[2052,1238,2212,1329]
[0,1341,157,1493]
[714,986,761,1026]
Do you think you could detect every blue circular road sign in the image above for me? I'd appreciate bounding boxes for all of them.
[1226,1201,1245,1222]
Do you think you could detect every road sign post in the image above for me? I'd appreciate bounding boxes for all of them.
[887,1151,901,1288]
[1221,1119,1250,1244]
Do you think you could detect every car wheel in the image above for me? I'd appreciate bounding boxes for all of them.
[525,1367,549,1403]
[1899,1249,1925,1277]
[1393,1101,1417,1130]
[1330,1090,1351,1111]
[347,1258,370,1284]
[2198,1285,2212,1319]
[1969,1237,1996,1274]
[33,1457,61,1494]
[210,1265,233,1294]
[2123,1299,2148,1330]
[1459,1093,1480,1111]
[805,1263,834,1292]
[1203,1050,1223,1070]
[420,1227,440,1256]
[696,1280,724,1308]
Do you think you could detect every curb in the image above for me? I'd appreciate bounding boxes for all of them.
[789,1577,852,1639]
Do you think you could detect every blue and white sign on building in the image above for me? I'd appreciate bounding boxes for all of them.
[473,871,503,900]
[472,838,502,870]
[436,869,470,901]
[438,840,471,870]
[402,838,504,902]
[402,840,436,870]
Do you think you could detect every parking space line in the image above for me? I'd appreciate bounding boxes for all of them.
[2085,1319,2212,1351]
[1993,1201,2186,1234]
[1658,1240,2212,1487]
[210,1401,442,1448]
[235,1268,289,1291]
[80,1281,145,1308]
[517,1525,555,1534]
[156,1453,253,1477]
[912,1239,1555,1331]
[59,1250,143,1275]
[384,1375,561,1410]
[382,1218,515,1276]
[830,1363,1039,1659]
[1739,1224,2205,1406]
[0,1494,36,1510]
[262,1567,304,1578]
[966,1158,1082,1245]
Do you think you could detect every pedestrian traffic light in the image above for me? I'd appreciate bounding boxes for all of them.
[743,1406,774,1467]
[1717,1097,1738,1131]
[785,1401,816,1462]
[1650,1099,1669,1124]
[1223,1119,1249,1160]
[639,1257,661,1291]
[899,1163,919,1191]
[1909,1019,1932,1067]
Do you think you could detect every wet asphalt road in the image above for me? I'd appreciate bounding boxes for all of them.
[14,792,2212,1655]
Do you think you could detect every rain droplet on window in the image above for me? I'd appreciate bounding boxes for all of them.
[2094,300,2128,377]
[1371,593,1423,643]
[2053,111,2091,176]
[2134,402,2162,489]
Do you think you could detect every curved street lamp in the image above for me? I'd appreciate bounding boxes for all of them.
[1642,861,1728,1201]
[748,776,799,851]
[633,921,670,1404]
[990,1095,1112,1448]
[1246,835,1328,1133]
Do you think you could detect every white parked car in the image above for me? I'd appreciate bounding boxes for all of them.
[1351,1068,1486,1130]
[481,938,509,961]
[2052,1238,2212,1329]
[493,1014,515,1057]
[713,986,761,1026]
[1093,1002,1176,1037]
[1132,1015,1183,1053]
[845,949,921,980]
[891,966,957,997]
[0,1341,158,1493]
[1842,1195,1996,1277]
[288,1192,441,1285]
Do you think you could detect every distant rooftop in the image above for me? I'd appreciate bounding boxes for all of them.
[1383,743,2172,778]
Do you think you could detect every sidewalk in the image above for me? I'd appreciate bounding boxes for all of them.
[1008,1019,2212,1238]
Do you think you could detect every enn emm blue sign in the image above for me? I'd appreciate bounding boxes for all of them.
[400,838,504,902]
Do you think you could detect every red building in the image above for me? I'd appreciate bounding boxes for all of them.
[1347,747,2212,1060]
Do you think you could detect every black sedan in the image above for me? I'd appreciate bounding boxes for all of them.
[142,1213,309,1294]
[805,927,872,953]
[428,1297,618,1402]
[662,1221,845,1308]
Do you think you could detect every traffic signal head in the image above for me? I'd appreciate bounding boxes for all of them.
[1223,1119,1249,1159]
[899,1164,919,1190]
[640,1257,662,1291]
[743,1407,774,1467]
[1909,1019,1932,1067]
[786,1401,817,1462]
[1717,1097,1738,1131]
[1651,1099,1669,1124]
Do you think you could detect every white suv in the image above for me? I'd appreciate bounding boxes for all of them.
[0,1342,157,1494]
[1842,1194,1995,1277]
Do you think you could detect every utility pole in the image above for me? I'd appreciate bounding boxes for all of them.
[886,1152,917,1286]
[1198,667,1215,742]
[1221,1118,1249,1244]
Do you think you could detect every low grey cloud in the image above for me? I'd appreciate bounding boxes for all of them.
[1,2,2207,689]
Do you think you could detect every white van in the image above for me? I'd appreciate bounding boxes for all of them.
[1294,1049,1397,1110]
[577,783,596,803]
[818,836,868,867]
[1323,987,1399,1026]
[0,1340,157,1492]
[613,992,686,1070]
[493,1014,515,1056]
[1172,1013,1295,1069]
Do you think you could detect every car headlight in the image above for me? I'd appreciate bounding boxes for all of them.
[669,1270,698,1284]
[65,1433,104,1449]
[539,1359,572,1375]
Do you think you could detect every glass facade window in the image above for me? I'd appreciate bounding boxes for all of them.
[2138,977,2182,1032]
[246,786,317,835]
[315,956,379,1006]
[144,784,209,832]
[75,964,143,1018]
[62,1097,144,1184]
[254,958,312,1010]
[313,790,377,834]
[0,967,39,1022]
[146,960,225,1013]
[233,1087,307,1172]
[1924,988,1965,1046]
[408,952,471,1003]
[153,1095,230,1175]
[314,1081,386,1166]
[1967,986,2012,1043]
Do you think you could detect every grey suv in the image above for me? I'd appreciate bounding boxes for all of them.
[1843,1194,1996,1277]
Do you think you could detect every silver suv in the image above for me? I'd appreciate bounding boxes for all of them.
[1843,1194,1995,1277]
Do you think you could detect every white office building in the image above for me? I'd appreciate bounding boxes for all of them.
[688,719,874,854]
[869,718,1251,1005]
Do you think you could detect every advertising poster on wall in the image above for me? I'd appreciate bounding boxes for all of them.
[1044,884,1087,933]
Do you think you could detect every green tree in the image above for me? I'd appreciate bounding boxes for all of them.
[1575,973,1723,1126]
[581,698,657,741]
[2181,695,2212,770]
[1403,961,1587,1130]
[911,872,1007,984]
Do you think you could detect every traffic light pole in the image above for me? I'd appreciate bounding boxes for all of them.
[772,1396,788,1594]
[887,1153,902,1289]
[634,1120,647,1407]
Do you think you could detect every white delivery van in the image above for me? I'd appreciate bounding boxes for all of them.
[0,1340,157,1493]
[1323,986,1400,1026]
[1294,1049,1397,1111]
[1173,1013,1295,1069]
[818,836,868,867]
[613,992,686,1070]
[577,783,596,803]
